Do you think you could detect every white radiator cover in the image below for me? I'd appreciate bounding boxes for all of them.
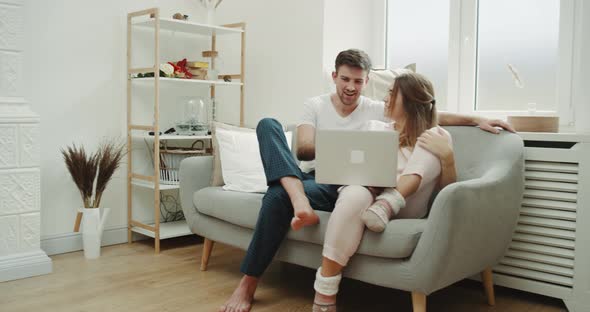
[492,133,590,312]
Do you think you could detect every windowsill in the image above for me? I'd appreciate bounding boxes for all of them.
[443,110,588,141]
[516,131,590,143]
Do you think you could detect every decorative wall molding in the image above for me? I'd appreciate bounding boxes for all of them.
[0,124,17,168]
[0,250,52,282]
[20,212,40,249]
[0,169,40,215]
[0,51,22,96]
[0,3,23,51]
[0,215,18,254]
[0,0,51,281]
[19,124,39,166]
[0,100,38,122]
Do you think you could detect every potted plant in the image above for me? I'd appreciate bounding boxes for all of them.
[61,139,125,259]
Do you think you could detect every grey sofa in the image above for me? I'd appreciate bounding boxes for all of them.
[179,126,525,312]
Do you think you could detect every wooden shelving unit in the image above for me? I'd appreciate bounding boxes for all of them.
[126,8,245,253]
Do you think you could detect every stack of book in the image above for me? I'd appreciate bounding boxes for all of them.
[187,61,209,79]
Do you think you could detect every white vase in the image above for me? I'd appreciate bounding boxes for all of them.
[207,8,215,25]
[78,207,110,259]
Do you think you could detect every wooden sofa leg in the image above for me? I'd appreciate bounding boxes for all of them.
[200,238,215,271]
[481,267,496,306]
[411,292,426,312]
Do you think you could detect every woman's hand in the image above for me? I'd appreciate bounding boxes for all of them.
[417,127,454,164]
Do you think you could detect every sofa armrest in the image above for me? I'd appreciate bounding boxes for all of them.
[179,156,214,221]
[409,156,524,293]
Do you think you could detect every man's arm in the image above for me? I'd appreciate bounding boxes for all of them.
[296,124,316,161]
[438,111,515,134]
[437,111,476,126]
[438,153,457,189]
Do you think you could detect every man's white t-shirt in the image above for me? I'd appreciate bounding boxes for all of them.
[296,93,387,173]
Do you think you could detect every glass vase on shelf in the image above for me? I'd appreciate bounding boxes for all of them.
[176,96,210,136]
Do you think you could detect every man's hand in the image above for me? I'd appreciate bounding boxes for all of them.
[475,117,516,134]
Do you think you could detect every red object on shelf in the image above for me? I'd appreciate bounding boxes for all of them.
[168,58,193,79]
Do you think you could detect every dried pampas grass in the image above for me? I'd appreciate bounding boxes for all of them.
[61,139,125,209]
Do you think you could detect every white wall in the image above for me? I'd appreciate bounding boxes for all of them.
[215,0,325,126]
[24,0,326,239]
[323,0,385,72]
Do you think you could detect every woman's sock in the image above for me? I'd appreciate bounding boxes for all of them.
[361,188,405,232]
[313,267,342,296]
[313,267,341,312]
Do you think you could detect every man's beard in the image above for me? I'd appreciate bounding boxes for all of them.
[338,89,359,106]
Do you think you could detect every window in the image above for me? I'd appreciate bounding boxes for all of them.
[476,0,560,112]
[385,0,574,124]
[386,0,450,110]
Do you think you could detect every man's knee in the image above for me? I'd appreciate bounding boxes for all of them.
[259,186,292,218]
[264,184,289,200]
[302,181,338,203]
[256,118,281,135]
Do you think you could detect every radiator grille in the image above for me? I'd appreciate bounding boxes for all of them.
[494,160,577,288]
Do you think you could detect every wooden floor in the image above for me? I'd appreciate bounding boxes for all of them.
[0,237,567,312]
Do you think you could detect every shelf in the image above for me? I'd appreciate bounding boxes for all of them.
[133,18,244,36]
[138,134,212,140]
[127,11,245,253]
[131,77,242,86]
[131,220,192,239]
[132,179,179,190]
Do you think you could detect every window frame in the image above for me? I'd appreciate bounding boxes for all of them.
[447,0,575,125]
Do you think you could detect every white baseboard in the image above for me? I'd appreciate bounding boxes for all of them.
[40,225,148,256]
[0,250,53,282]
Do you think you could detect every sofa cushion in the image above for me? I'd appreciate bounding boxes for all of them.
[194,187,427,259]
[210,122,255,187]
[194,187,264,229]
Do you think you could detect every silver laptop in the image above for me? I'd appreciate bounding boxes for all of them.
[315,129,398,187]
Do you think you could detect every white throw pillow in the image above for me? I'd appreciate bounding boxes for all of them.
[362,64,417,101]
[216,127,292,193]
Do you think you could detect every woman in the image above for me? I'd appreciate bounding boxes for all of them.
[312,72,457,312]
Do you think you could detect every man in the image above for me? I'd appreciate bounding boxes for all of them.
[220,49,514,312]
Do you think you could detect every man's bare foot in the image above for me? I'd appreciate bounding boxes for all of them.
[313,291,337,312]
[291,197,319,230]
[219,275,258,312]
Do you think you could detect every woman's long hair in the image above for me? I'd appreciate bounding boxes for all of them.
[386,72,438,147]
